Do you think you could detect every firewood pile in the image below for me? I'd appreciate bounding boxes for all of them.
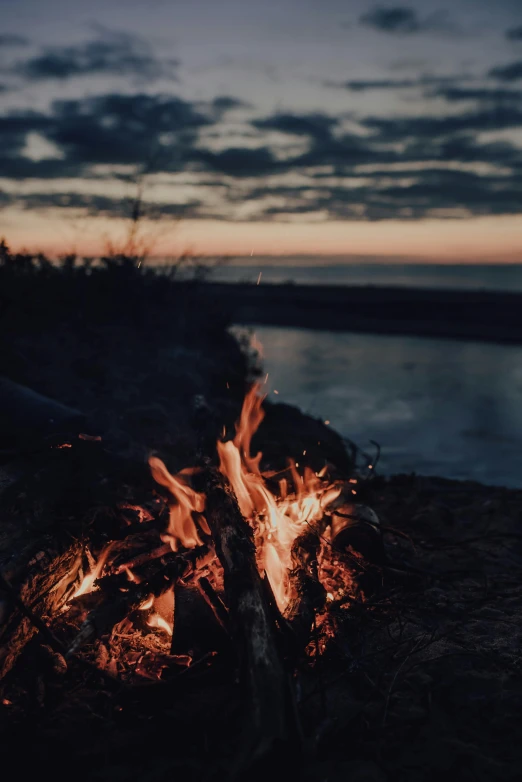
[0,382,386,779]
[2,383,522,782]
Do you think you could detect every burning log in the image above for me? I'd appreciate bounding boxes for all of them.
[204,466,302,769]
[0,436,158,683]
[286,528,325,653]
[67,543,214,657]
[66,574,167,658]
[170,580,229,659]
[196,576,230,633]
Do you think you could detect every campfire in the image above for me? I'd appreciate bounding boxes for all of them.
[1,382,381,772]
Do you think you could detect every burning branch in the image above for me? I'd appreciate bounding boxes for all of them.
[204,466,302,771]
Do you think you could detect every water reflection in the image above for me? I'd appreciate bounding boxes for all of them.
[242,326,522,488]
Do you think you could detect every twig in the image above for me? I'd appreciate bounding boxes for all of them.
[0,569,65,655]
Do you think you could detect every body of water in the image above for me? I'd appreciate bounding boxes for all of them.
[209,262,522,292]
[242,326,522,488]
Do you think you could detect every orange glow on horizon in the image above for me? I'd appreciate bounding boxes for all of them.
[2,210,522,263]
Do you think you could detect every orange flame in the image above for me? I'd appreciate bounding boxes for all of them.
[216,384,341,611]
[147,613,173,636]
[149,384,340,614]
[149,457,209,551]
[146,588,175,636]
[72,542,117,598]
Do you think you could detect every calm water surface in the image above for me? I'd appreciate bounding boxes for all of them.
[242,326,522,488]
[210,263,522,292]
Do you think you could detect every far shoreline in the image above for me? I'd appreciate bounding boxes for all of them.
[194,281,522,345]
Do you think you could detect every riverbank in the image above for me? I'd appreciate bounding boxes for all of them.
[197,281,522,344]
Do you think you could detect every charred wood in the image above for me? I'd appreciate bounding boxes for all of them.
[0,538,82,682]
[204,467,302,772]
[286,528,326,654]
[66,557,184,657]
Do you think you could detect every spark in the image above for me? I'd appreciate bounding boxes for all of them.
[257,271,262,285]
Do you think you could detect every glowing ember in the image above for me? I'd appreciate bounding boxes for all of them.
[147,614,173,636]
[72,542,117,598]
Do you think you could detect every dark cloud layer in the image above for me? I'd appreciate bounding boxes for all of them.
[329,74,462,93]
[228,165,522,221]
[360,6,422,33]
[359,6,454,35]
[2,77,522,222]
[191,146,282,177]
[11,191,202,219]
[252,112,338,140]
[363,106,522,139]
[210,96,251,113]
[506,26,522,41]
[47,93,208,166]
[15,30,177,82]
[431,86,522,102]
[0,93,234,182]
[489,61,522,82]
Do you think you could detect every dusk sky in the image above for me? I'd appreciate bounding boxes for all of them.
[1,0,522,261]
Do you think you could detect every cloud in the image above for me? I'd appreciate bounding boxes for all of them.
[8,191,202,218]
[210,96,251,113]
[47,93,212,168]
[0,111,53,155]
[489,60,522,82]
[328,74,462,92]
[330,78,418,91]
[191,146,282,177]
[506,26,522,41]
[0,93,227,181]
[15,29,177,82]
[431,86,522,102]
[2,96,522,222]
[226,166,522,222]
[0,34,29,47]
[252,112,338,140]
[359,6,455,35]
[363,106,522,140]
[360,6,421,33]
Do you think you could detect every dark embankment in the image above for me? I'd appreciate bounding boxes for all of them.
[0,245,351,470]
[197,281,522,344]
